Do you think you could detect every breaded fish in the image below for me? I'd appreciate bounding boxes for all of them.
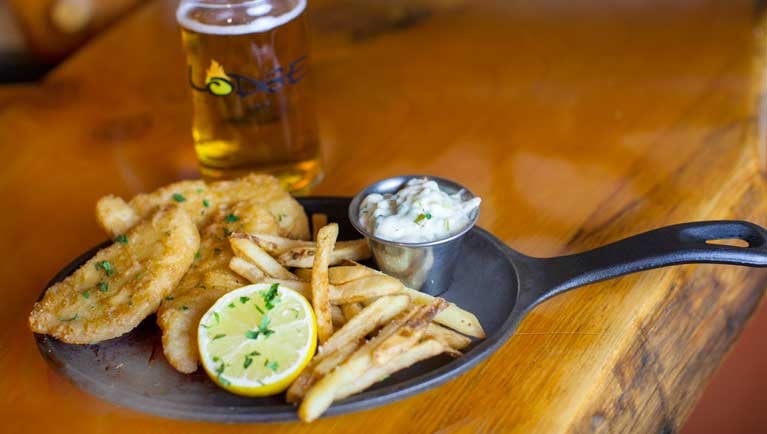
[96,174,309,240]
[95,195,139,238]
[156,201,281,373]
[29,206,199,343]
[157,269,247,373]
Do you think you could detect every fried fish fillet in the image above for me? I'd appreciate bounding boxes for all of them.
[95,174,309,240]
[157,269,247,373]
[29,206,199,343]
[95,195,140,238]
[156,201,281,373]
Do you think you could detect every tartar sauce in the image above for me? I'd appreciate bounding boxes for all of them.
[359,178,481,243]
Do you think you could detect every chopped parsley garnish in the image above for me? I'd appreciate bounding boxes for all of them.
[215,363,231,386]
[212,356,220,362]
[60,314,79,322]
[202,199,210,208]
[82,290,90,299]
[264,359,279,372]
[227,302,235,309]
[225,214,239,223]
[172,193,186,203]
[245,330,259,339]
[260,284,280,310]
[414,212,432,224]
[181,305,189,311]
[240,296,250,304]
[243,355,253,369]
[212,334,226,341]
[258,315,275,338]
[115,234,128,244]
[201,311,221,329]
[194,250,201,260]
[134,272,144,280]
[248,350,261,356]
[98,281,109,292]
[255,305,265,314]
[95,260,114,276]
[165,295,174,301]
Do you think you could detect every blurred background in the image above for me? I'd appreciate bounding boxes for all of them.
[1,0,765,432]
[0,0,145,82]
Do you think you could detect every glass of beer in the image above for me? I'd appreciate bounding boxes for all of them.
[176,0,322,194]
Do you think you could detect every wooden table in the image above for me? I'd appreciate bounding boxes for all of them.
[2,0,767,432]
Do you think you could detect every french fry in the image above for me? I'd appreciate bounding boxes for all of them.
[312,223,338,344]
[426,323,472,350]
[328,265,377,284]
[286,339,362,404]
[228,256,266,283]
[402,287,485,338]
[287,295,411,402]
[299,308,421,422]
[229,237,297,280]
[331,305,346,327]
[325,263,485,338]
[331,275,403,304]
[277,239,371,268]
[298,308,418,422]
[320,294,410,356]
[299,346,371,422]
[242,278,355,304]
[203,268,247,289]
[312,213,328,240]
[232,232,312,255]
[294,268,312,281]
[341,302,364,321]
[334,339,446,400]
[372,298,448,365]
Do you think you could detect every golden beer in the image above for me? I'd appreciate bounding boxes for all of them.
[177,0,322,193]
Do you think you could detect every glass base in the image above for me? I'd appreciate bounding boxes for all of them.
[199,157,323,196]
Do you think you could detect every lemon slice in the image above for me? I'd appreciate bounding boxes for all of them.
[198,283,317,396]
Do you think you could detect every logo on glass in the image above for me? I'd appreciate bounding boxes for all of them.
[189,56,307,98]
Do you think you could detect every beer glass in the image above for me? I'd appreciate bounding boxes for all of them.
[176,0,322,193]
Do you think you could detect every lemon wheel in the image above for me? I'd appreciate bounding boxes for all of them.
[198,283,317,396]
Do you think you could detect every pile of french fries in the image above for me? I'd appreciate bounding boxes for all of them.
[226,213,485,422]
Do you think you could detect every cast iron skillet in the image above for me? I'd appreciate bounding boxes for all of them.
[34,197,767,422]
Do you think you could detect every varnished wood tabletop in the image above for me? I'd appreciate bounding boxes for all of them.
[2,0,767,432]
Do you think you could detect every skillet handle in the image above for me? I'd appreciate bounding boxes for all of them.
[520,220,767,308]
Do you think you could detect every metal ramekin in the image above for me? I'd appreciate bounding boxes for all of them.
[348,175,480,295]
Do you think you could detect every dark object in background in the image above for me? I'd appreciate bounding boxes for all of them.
[1,0,145,82]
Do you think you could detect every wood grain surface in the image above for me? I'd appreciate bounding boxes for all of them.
[2,0,767,432]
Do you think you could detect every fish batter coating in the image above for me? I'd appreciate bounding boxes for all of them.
[29,206,200,344]
[95,195,139,239]
[95,174,309,240]
[156,201,281,373]
[157,269,247,373]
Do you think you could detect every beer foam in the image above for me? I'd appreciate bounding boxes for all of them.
[177,0,306,35]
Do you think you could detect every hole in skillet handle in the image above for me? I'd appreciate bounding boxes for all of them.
[679,220,767,251]
[705,239,750,248]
